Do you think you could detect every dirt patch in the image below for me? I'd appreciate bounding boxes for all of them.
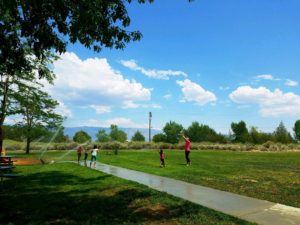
[15,158,41,165]
[134,204,170,219]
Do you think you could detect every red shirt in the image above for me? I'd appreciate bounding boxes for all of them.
[160,153,165,160]
[185,138,190,151]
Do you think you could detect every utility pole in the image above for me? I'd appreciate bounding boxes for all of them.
[149,112,152,142]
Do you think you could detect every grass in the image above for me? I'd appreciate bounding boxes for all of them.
[98,150,300,208]
[0,163,255,225]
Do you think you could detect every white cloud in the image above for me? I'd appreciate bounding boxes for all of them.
[89,105,111,114]
[120,59,187,80]
[163,94,172,100]
[285,79,298,87]
[55,101,73,118]
[255,74,280,81]
[176,79,217,105]
[229,86,300,117]
[85,117,148,128]
[121,100,161,109]
[45,52,151,108]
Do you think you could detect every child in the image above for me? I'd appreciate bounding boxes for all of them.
[182,132,191,166]
[159,148,165,168]
[77,146,84,163]
[90,145,99,168]
[83,147,88,167]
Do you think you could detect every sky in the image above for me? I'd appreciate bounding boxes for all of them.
[26,0,300,134]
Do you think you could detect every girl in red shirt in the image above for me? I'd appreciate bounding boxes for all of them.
[182,132,191,166]
[159,149,165,168]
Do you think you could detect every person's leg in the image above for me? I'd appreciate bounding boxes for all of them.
[90,156,93,167]
[185,151,189,165]
[187,151,191,165]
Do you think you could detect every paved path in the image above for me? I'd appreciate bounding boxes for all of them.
[78,162,300,225]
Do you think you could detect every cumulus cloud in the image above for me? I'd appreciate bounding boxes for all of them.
[229,86,300,117]
[176,79,217,105]
[120,59,187,80]
[45,52,151,109]
[85,117,148,128]
[285,79,298,87]
[255,74,280,81]
[55,101,73,118]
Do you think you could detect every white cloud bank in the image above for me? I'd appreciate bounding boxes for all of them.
[120,59,187,80]
[229,86,300,117]
[46,52,151,111]
[176,79,217,105]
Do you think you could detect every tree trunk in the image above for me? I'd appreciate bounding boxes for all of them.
[0,76,10,154]
[26,136,31,154]
[0,125,3,154]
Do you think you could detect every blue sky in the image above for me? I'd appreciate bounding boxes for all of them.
[29,0,300,134]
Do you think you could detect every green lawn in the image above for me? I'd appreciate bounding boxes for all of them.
[9,149,300,208]
[0,163,254,225]
[97,150,300,208]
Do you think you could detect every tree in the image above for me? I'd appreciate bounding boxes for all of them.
[152,133,167,143]
[293,120,300,142]
[110,125,127,142]
[0,0,155,81]
[131,130,145,142]
[15,85,63,154]
[163,121,183,144]
[73,130,91,143]
[273,121,293,144]
[0,49,56,153]
[96,129,111,142]
[231,121,249,143]
[1,0,154,153]
[186,121,225,142]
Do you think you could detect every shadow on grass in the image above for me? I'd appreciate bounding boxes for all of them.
[0,168,253,225]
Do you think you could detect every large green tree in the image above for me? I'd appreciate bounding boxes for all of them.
[231,120,249,143]
[293,120,300,142]
[0,0,154,78]
[131,130,145,142]
[273,121,293,144]
[163,121,183,144]
[0,50,55,153]
[152,133,167,143]
[110,125,127,142]
[186,121,225,142]
[96,129,111,142]
[73,130,91,143]
[15,85,63,154]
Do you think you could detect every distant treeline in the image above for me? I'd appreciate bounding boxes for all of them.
[4,119,300,146]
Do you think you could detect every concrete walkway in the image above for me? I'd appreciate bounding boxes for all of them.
[80,162,300,225]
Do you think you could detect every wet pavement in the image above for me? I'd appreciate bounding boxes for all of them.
[77,162,300,225]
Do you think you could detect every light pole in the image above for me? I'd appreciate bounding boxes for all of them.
[149,112,152,142]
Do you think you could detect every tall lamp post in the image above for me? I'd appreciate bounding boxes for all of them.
[149,112,152,142]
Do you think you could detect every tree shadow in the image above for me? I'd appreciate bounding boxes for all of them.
[0,167,252,225]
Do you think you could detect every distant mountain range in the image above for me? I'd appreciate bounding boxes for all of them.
[64,126,161,141]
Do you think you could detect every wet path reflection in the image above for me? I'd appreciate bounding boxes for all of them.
[78,162,300,225]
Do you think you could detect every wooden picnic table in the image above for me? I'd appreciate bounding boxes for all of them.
[0,156,21,183]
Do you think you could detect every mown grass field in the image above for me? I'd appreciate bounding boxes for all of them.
[0,163,255,225]
[10,149,300,208]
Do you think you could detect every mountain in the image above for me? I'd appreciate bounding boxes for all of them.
[64,126,161,141]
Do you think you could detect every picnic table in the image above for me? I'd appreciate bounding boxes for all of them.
[0,155,21,183]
